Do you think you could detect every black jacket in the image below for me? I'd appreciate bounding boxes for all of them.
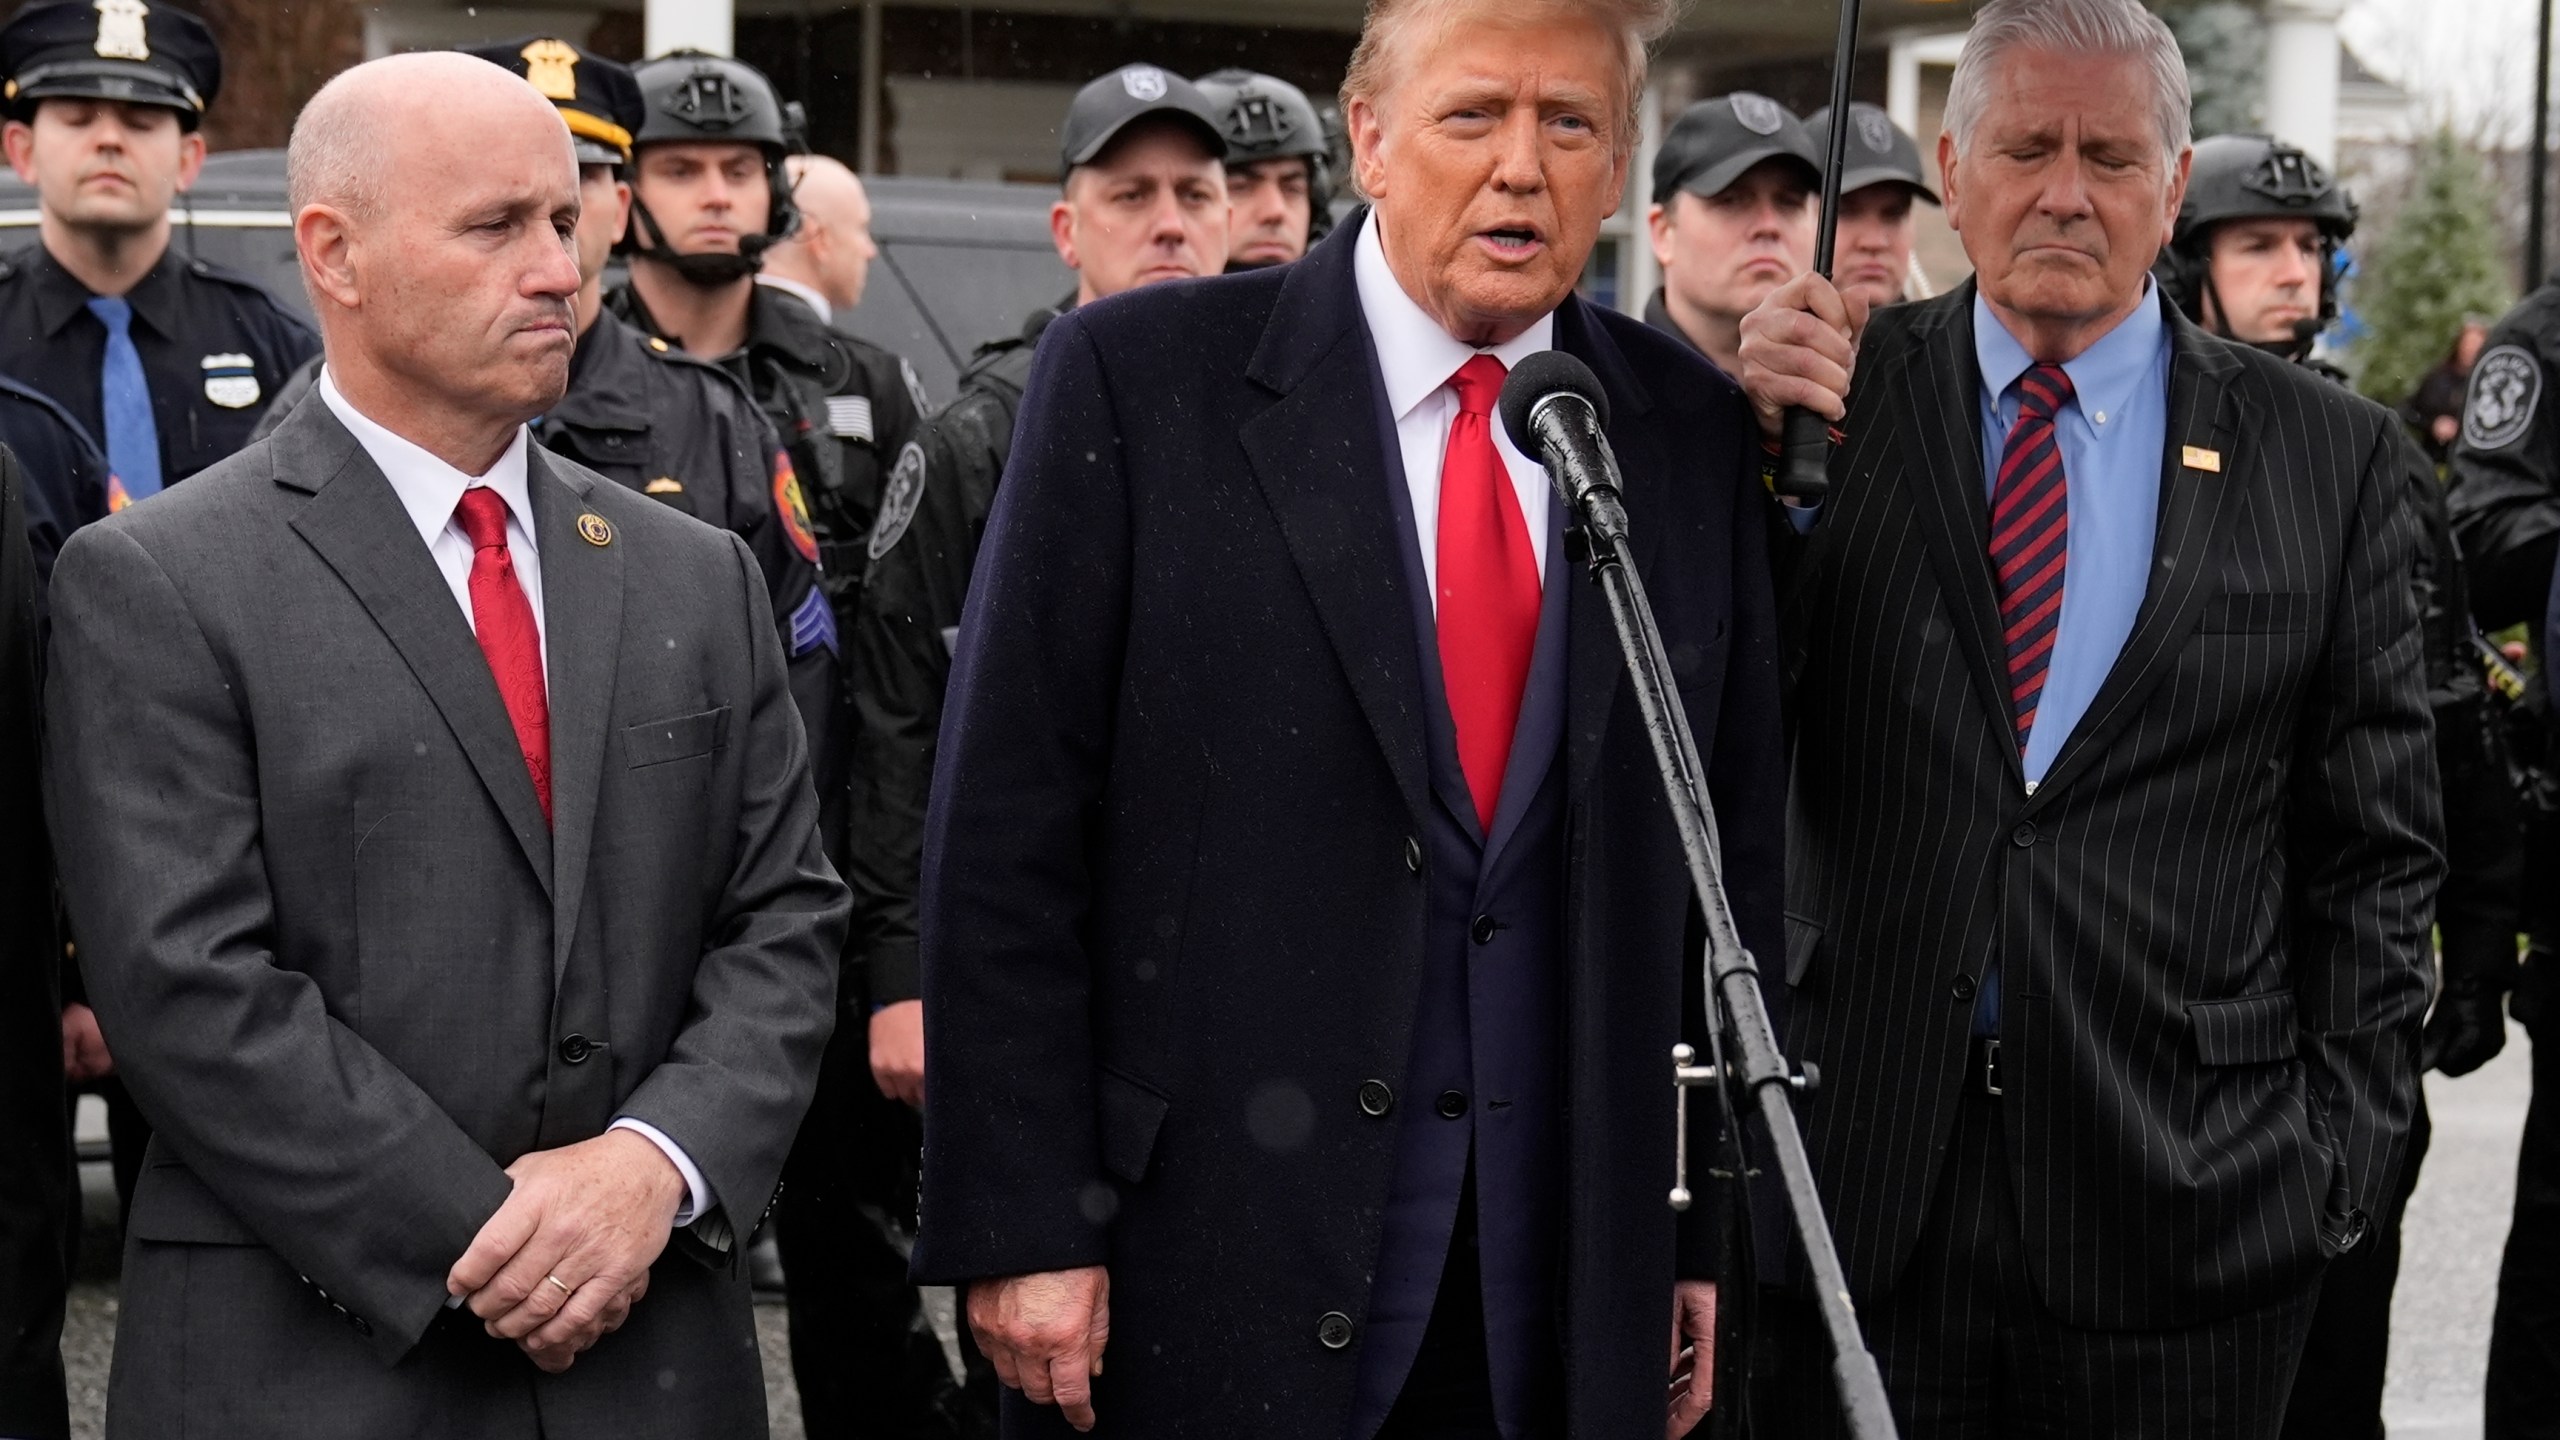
[842,300,1062,1005]
[909,219,1784,1436]
[1781,285,2438,1329]
[0,441,67,1440]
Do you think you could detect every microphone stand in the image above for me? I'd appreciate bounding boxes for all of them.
[1548,424,1898,1439]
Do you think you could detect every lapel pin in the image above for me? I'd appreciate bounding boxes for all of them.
[577,513,614,546]
[2182,445,2223,474]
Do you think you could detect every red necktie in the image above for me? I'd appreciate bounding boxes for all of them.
[456,487,552,823]
[1435,354,1541,832]
[1990,363,2073,750]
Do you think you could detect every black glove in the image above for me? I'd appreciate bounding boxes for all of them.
[2423,980,2509,1076]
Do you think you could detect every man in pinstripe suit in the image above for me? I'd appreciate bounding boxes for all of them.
[1736,1,2440,1434]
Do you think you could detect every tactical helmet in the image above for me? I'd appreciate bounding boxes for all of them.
[623,50,800,279]
[1195,67,1334,244]
[2158,133,2358,358]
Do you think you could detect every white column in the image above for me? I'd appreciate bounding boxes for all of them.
[859,2,885,175]
[647,0,734,58]
[2263,0,2347,166]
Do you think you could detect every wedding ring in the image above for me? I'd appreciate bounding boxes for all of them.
[544,1274,572,1297]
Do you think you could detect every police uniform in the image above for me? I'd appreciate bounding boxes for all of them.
[0,371,106,584]
[607,49,954,1440]
[0,0,317,1237]
[2445,277,2560,1437]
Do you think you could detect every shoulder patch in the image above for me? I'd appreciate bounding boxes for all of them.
[827,394,875,442]
[867,441,928,562]
[772,448,821,565]
[2466,344,2544,452]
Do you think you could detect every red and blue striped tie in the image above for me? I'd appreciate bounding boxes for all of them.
[1990,363,2073,751]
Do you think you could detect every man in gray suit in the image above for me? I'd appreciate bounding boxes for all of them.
[41,53,844,1438]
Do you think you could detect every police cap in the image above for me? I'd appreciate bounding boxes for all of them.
[1652,93,1820,206]
[1,0,219,130]
[2176,133,2357,248]
[458,36,643,167]
[1060,64,1222,179]
[1805,102,1938,206]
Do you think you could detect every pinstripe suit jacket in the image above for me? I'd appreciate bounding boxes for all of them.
[1780,283,2441,1330]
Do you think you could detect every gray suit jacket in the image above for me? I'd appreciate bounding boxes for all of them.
[41,397,845,1438]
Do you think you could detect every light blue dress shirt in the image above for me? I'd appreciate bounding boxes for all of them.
[1973,282,2172,786]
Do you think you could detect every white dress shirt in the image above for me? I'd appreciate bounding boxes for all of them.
[1351,215,1555,610]
[318,370,713,1233]
[755,272,833,326]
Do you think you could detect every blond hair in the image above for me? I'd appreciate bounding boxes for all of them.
[1340,0,1682,151]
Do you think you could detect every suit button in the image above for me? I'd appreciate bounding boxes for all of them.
[1404,837,1423,874]
[1317,1311,1354,1349]
[2010,822,2038,848]
[1951,975,1977,1002]
[1358,1080,1394,1117]
[352,1315,373,1337]
[1436,1090,1469,1119]
[559,1033,593,1064]
[1470,915,1498,944]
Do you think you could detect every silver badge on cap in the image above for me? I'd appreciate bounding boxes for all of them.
[200,353,259,410]
[1732,93,1784,137]
[1122,65,1169,103]
[93,0,150,62]
[1857,108,1895,155]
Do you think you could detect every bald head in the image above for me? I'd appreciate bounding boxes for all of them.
[288,50,583,473]
[764,153,878,312]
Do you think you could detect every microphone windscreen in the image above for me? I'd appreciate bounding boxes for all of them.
[1498,349,1610,456]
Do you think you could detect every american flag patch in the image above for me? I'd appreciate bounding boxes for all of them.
[826,395,874,442]
[788,588,838,658]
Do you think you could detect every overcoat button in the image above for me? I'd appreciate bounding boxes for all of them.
[1436,1090,1469,1119]
[1404,837,1423,874]
[1470,915,1498,944]
[1317,1311,1354,1349]
[1358,1080,1394,1117]
[559,1033,593,1064]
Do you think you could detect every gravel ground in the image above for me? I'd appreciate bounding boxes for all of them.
[58,1030,2538,1436]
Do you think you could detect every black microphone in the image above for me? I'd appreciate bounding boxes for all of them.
[1499,352,1624,535]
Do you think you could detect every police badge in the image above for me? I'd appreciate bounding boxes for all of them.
[199,353,260,410]
[1732,92,1785,137]
[1121,65,1169,103]
[2465,344,2542,452]
[92,0,149,62]
[1856,107,1895,156]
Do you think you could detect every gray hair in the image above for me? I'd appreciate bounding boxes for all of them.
[1944,0,2193,160]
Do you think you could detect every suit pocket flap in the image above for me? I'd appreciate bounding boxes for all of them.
[1783,912,1824,987]
[624,706,732,768]
[2187,990,2299,1065]
[2198,591,2317,634]
[1096,1067,1170,1186]
[128,1162,262,1246]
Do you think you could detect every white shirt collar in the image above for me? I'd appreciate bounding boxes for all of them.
[317,366,536,555]
[1352,213,1557,421]
[755,273,833,326]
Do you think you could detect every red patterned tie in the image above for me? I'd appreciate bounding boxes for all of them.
[1990,363,2073,750]
[456,487,551,823]
[1436,354,1541,832]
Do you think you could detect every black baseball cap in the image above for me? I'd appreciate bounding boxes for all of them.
[1059,63,1222,178]
[1806,103,1940,206]
[1651,92,1820,206]
[1,0,220,130]
[459,36,644,166]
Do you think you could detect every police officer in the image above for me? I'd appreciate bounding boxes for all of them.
[1195,67,1331,270]
[1803,101,1938,311]
[601,49,949,1439]
[2160,132,2519,1440]
[1642,92,1821,379]
[0,370,104,584]
[2446,266,2560,1440]
[0,0,317,1233]
[841,77,1224,1402]
[0,1,315,518]
[607,51,920,623]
